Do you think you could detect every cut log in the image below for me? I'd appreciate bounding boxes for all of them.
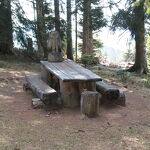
[40,65,52,85]
[79,81,96,94]
[25,74,57,105]
[48,51,64,62]
[115,92,126,107]
[81,91,100,118]
[60,81,80,108]
[96,81,119,101]
[41,65,60,91]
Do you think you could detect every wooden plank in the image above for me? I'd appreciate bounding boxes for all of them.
[51,61,89,80]
[41,60,102,82]
[41,61,71,81]
[64,59,102,81]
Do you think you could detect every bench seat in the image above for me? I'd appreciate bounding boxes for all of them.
[96,81,119,100]
[25,74,57,104]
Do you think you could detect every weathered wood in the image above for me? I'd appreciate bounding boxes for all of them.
[96,81,119,101]
[47,31,63,62]
[40,65,52,85]
[48,51,63,62]
[79,81,96,94]
[47,31,62,52]
[81,91,100,118]
[115,92,126,106]
[64,59,102,80]
[40,60,102,82]
[25,74,57,105]
[59,80,80,108]
[41,61,69,81]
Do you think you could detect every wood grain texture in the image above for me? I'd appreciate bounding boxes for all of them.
[96,81,119,100]
[40,59,102,82]
[81,91,100,117]
[25,74,57,104]
[59,80,80,108]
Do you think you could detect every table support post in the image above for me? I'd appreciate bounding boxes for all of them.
[79,82,96,94]
[60,81,96,108]
[60,81,80,108]
[40,65,52,85]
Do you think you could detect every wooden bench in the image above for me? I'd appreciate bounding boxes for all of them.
[96,81,119,99]
[24,74,57,105]
[96,81,126,106]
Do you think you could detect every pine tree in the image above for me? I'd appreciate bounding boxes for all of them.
[111,0,148,74]
[66,0,73,60]
[82,0,93,55]
[36,0,47,58]
[54,0,60,33]
[0,0,13,55]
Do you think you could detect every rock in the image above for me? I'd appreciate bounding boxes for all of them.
[32,98,44,109]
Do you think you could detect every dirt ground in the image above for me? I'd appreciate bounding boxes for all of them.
[0,59,150,150]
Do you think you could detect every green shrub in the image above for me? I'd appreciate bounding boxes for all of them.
[0,61,8,68]
[116,70,130,82]
[80,54,93,67]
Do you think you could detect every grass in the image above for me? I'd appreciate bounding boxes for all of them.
[89,65,150,88]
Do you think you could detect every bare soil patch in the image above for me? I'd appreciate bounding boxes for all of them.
[0,58,150,150]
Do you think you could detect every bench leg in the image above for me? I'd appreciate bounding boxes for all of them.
[60,81,80,108]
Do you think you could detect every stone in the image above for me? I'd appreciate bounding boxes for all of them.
[32,98,44,109]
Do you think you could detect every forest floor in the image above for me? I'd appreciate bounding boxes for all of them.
[0,56,150,150]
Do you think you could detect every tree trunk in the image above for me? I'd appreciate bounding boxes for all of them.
[75,0,78,61]
[54,0,60,33]
[36,0,47,58]
[66,0,73,60]
[0,0,13,55]
[82,0,93,55]
[128,0,148,74]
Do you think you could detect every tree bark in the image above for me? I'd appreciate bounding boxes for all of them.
[36,0,47,58]
[128,0,148,74]
[75,0,78,61]
[66,0,73,60]
[82,0,93,55]
[0,0,13,55]
[54,0,60,33]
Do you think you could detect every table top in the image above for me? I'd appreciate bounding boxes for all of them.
[41,59,102,82]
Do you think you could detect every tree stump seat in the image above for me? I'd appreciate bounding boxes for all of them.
[81,91,100,118]
[24,74,57,104]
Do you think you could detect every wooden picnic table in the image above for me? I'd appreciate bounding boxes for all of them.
[40,59,102,108]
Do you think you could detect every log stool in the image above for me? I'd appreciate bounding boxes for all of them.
[81,91,100,118]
